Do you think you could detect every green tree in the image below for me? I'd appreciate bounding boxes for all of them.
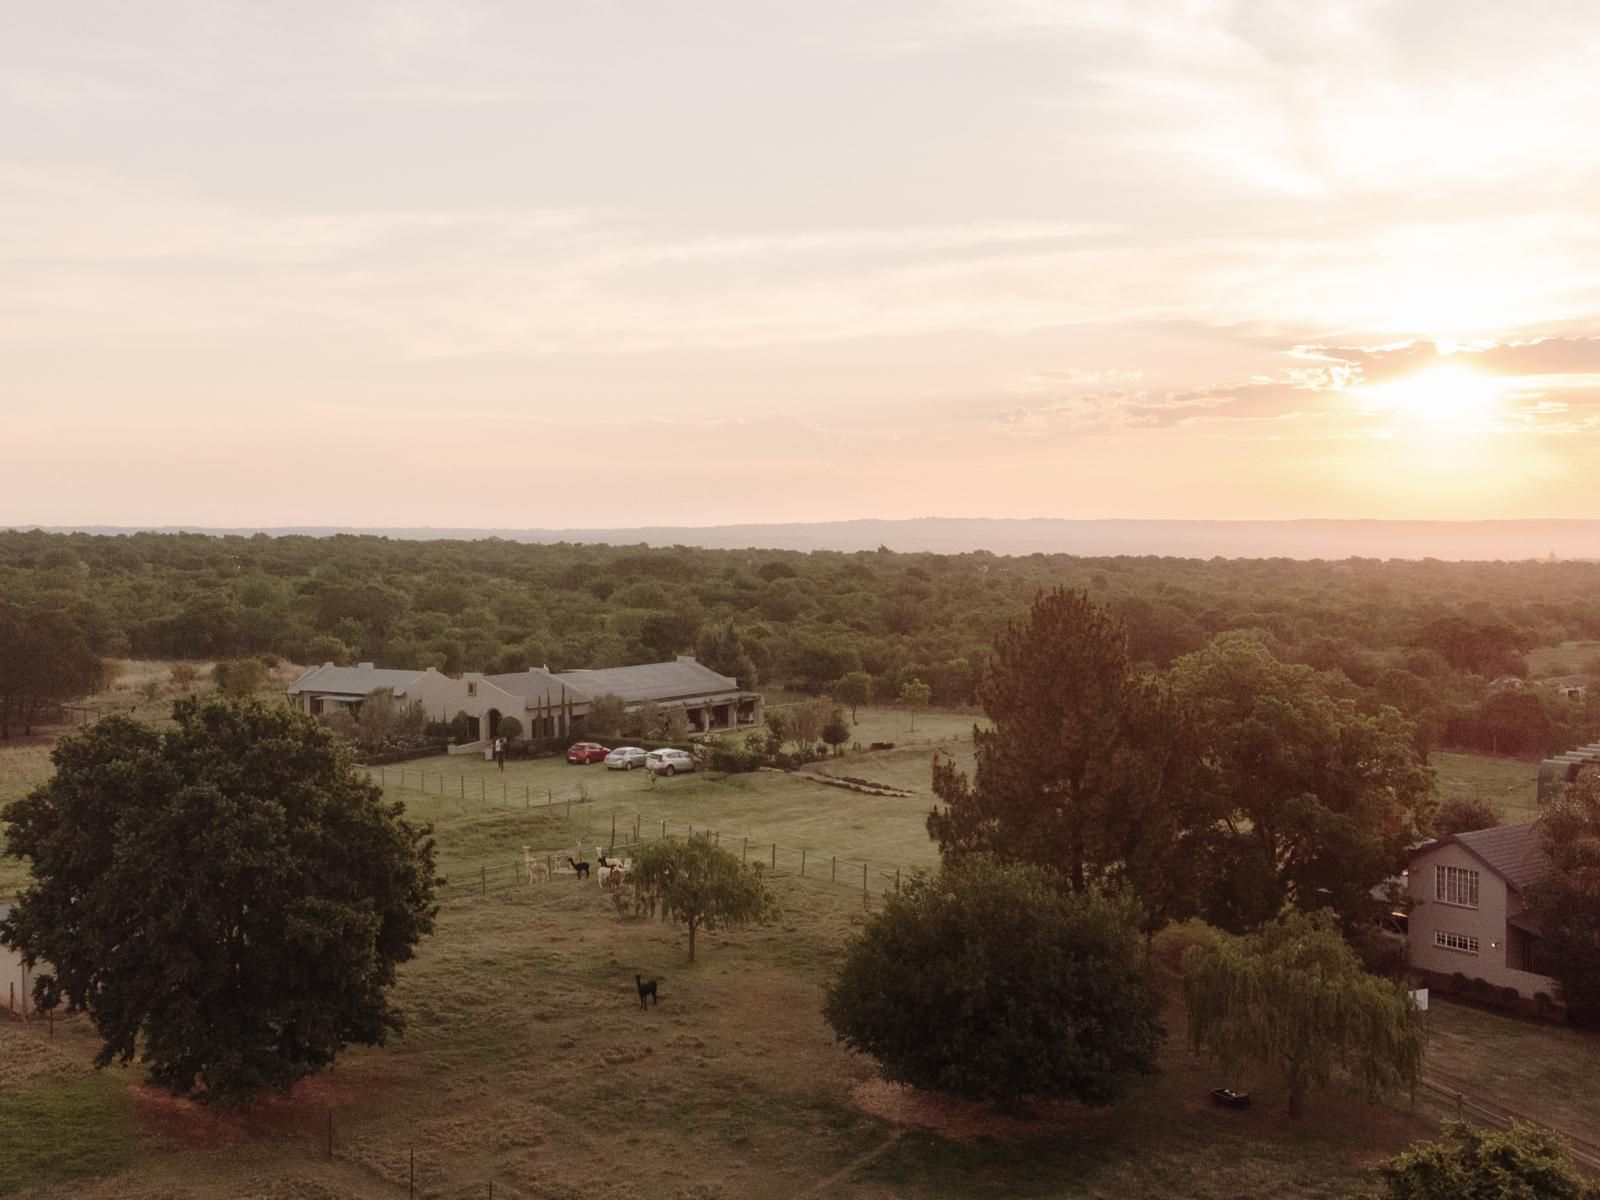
[1170,631,1435,931]
[1183,911,1424,1119]
[695,622,759,689]
[211,657,269,699]
[627,835,774,961]
[823,856,1163,1107]
[788,698,830,752]
[583,693,628,740]
[898,677,931,732]
[1350,1121,1599,1200]
[1434,797,1498,837]
[0,697,438,1105]
[832,671,873,723]
[496,715,523,741]
[168,662,199,692]
[926,589,1199,931]
[0,600,108,737]
[1526,768,1600,1027]
[820,709,850,756]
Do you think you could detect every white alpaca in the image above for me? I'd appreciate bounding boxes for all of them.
[523,846,551,884]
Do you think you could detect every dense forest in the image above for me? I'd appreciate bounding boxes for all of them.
[1,529,1598,756]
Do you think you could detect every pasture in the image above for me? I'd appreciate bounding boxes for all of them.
[0,694,1591,1197]
[1430,751,1541,823]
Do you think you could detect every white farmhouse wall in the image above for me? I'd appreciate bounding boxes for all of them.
[1408,842,1557,998]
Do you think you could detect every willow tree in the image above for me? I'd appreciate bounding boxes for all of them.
[927,587,1201,930]
[1184,911,1424,1118]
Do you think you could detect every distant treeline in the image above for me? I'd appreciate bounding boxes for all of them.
[2,529,1598,756]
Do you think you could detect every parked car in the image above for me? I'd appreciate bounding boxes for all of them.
[605,746,649,771]
[566,742,611,765]
[645,748,696,777]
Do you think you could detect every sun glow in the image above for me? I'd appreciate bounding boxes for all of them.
[1364,364,1502,431]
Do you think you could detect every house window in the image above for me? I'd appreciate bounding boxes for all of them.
[468,682,477,698]
[1435,865,1479,909]
[1435,930,1479,955]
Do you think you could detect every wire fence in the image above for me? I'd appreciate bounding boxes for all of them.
[429,807,923,905]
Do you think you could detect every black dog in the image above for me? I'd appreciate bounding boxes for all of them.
[566,857,590,880]
[635,973,658,1010]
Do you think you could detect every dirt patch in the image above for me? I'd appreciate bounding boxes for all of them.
[849,1078,1115,1142]
[130,1069,395,1150]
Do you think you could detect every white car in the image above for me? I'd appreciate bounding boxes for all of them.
[605,746,649,771]
[645,748,696,777]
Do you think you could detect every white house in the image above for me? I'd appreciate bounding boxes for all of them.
[1407,823,1558,1000]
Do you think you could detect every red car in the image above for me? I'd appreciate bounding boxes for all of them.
[566,742,611,765]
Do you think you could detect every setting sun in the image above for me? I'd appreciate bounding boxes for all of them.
[1363,364,1502,431]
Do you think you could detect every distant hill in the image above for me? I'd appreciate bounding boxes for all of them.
[13,518,1600,561]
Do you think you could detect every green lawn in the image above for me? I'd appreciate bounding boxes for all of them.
[1430,751,1541,823]
[1424,998,1600,1142]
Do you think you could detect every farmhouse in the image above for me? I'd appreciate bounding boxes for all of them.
[1407,823,1557,1000]
[288,655,761,743]
[1543,674,1592,702]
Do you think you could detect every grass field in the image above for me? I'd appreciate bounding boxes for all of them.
[3,689,1596,1196]
[1528,641,1600,679]
[1431,751,1542,823]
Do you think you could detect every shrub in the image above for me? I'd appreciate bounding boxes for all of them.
[495,716,523,741]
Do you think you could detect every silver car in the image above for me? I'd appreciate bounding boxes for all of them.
[605,746,649,771]
[645,748,696,777]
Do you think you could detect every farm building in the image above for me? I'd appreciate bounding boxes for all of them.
[1407,824,1558,1001]
[288,655,761,743]
[1538,744,1600,804]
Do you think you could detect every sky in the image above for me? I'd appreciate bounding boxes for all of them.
[4,0,1600,528]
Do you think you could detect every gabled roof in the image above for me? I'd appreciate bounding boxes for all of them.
[1415,821,1551,894]
[483,669,577,707]
[287,664,428,696]
[552,657,740,704]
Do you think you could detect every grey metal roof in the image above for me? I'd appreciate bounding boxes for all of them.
[287,665,428,696]
[483,669,579,707]
[552,658,740,703]
[1439,822,1551,894]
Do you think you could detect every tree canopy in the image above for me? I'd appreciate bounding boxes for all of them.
[626,835,774,961]
[927,588,1200,929]
[1184,911,1425,1118]
[1527,768,1600,1027]
[1169,631,1436,931]
[1350,1121,1599,1200]
[823,855,1163,1107]
[0,697,439,1104]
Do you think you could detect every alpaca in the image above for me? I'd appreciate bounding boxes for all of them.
[635,974,658,1010]
[566,856,590,880]
[603,865,627,891]
[523,846,550,884]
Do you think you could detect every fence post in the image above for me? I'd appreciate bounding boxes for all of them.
[460,776,464,799]
[502,781,506,803]
[380,766,386,787]
[635,815,640,842]
[663,819,667,839]
[863,863,868,898]
[832,856,836,882]
[801,849,806,877]
[742,837,748,863]
[401,768,406,788]
[567,799,571,818]
[481,866,487,896]
[895,869,900,893]
[772,843,777,869]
